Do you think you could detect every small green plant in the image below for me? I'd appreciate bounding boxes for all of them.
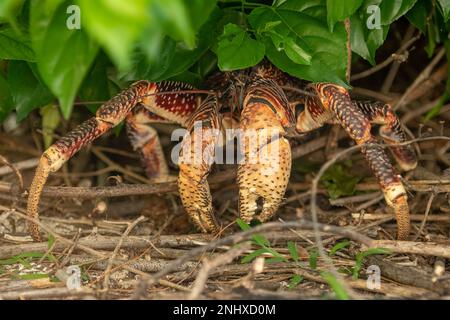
[236,218,287,263]
[320,162,362,199]
[352,247,391,279]
[328,240,351,256]
[287,274,304,289]
[320,271,349,300]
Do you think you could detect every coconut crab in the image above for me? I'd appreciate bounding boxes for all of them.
[26,61,417,242]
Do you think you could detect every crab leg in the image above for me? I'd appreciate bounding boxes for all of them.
[354,101,417,171]
[126,105,173,179]
[178,96,221,233]
[238,79,296,224]
[311,83,413,240]
[27,80,200,241]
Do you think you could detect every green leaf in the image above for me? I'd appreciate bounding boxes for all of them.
[266,29,312,65]
[320,271,349,300]
[406,0,431,33]
[8,61,54,121]
[287,241,299,262]
[350,5,389,65]
[79,54,116,113]
[252,234,271,247]
[131,7,222,81]
[40,104,61,149]
[0,27,35,61]
[353,248,391,279]
[147,0,217,49]
[0,0,25,32]
[249,6,348,84]
[215,23,265,70]
[77,0,148,70]
[0,72,14,122]
[379,0,418,25]
[329,240,351,256]
[236,218,251,231]
[326,0,363,31]
[288,274,304,289]
[437,0,450,21]
[241,248,268,264]
[309,249,318,269]
[30,0,99,118]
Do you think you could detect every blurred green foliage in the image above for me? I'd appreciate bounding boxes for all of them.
[0,0,449,122]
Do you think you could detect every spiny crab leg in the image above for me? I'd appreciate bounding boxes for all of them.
[238,79,296,224]
[311,83,416,240]
[26,80,202,241]
[178,95,222,233]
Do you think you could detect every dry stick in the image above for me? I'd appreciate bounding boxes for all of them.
[345,18,351,83]
[352,213,450,222]
[395,47,446,111]
[381,26,416,93]
[368,240,450,259]
[133,220,373,299]
[0,287,95,300]
[414,192,436,241]
[351,34,419,81]
[0,154,24,192]
[188,243,251,300]
[102,215,146,298]
[0,158,39,177]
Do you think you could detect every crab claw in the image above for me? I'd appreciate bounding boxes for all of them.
[178,96,221,233]
[237,79,294,224]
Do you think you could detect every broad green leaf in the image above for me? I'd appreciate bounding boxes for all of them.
[131,7,221,81]
[215,23,265,70]
[0,72,14,122]
[147,0,217,49]
[278,0,327,19]
[0,28,35,61]
[249,6,347,84]
[287,241,299,262]
[77,0,148,70]
[321,271,349,300]
[288,274,303,289]
[30,0,99,118]
[406,0,431,33]
[266,29,312,65]
[350,2,389,65]
[437,0,450,21]
[379,0,418,25]
[326,0,363,31]
[8,61,53,121]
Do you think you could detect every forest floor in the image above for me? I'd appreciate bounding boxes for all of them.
[0,24,450,300]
